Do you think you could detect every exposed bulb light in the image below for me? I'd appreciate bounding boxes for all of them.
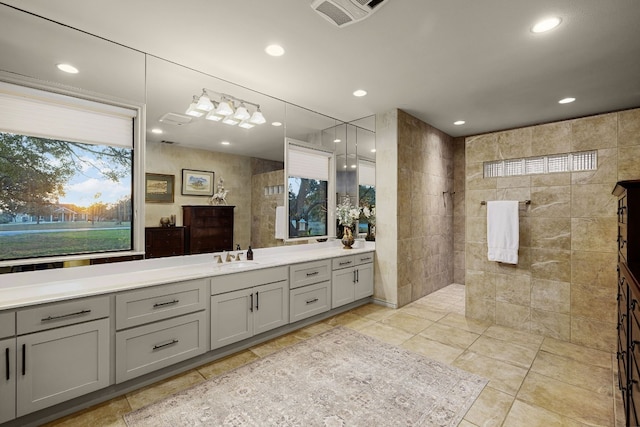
[558,97,576,104]
[353,89,367,97]
[196,94,214,112]
[271,121,282,127]
[265,44,285,57]
[238,120,255,129]
[531,17,562,33]
[56,63,79,74]
[453,120,466,125]
[185,96,204,117]
[249,108,266,124]
[151,128,163,134]
[233,104,251,121]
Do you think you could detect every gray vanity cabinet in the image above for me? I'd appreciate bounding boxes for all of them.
[331,253,374,308]
[16,318,110,416]
[0,337,16,424]
[289,260,332,323]
[211,267,289,350]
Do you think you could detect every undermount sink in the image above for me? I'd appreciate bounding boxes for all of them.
[220,261,260,269]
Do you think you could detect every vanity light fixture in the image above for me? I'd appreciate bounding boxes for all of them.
[185,89,266,129]
[531,17,562,33]
[453,120,466,125]
[558,97,576,104]
[56,63,79,74]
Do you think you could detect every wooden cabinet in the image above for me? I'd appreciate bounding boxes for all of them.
[331,253,374,309]
[211,267,289,350]
[182,205,234,254]
[0,336,16,424]
[16,318,110,416]
[614,180,640,427]
[145,226,185,258]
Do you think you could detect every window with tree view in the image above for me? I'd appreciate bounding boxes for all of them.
[286,143,332,239]
[0,82,136,263]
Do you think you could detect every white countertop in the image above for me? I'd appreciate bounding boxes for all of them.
[0,240,375,311]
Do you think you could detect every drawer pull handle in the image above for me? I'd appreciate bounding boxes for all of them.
[22,344,25,376]
[41,309,91,322]
[360,257,371,262]
[306,298,319,305]
[306,271,319,277]
[153,299,180,308]
[621,240,627,249]
[5,347,9,380]
[152,339,179,350]
[256,291,259,311]
[339,261,352,266]
[250,293,254,313]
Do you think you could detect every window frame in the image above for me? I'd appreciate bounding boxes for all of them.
[284,138,335,242]
[0,75,145,269]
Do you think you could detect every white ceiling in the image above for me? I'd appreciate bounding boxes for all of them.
[2,0,640,143]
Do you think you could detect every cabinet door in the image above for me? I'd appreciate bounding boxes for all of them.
[0,337,15,425]
[254,281,289,336]
[332,267,355,308]
[211,289,253,350]
[16,318,110,417]
[354,263,374,300]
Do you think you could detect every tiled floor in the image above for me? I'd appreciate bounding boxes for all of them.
[43,284,622,427]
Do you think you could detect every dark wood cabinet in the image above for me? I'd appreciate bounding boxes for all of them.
[145,226,185,259]
[614,180,640,426]
[182,205,234,254]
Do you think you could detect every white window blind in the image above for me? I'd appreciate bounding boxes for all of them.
[0,81,136,148]
[358,160,375,187]
[288,145,330,181]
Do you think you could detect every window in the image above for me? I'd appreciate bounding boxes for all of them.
[285,140,334,240]
[483,151,597,178]
[0,81,141,265]
[358,159,376,234]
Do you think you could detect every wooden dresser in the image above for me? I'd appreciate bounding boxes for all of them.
[182,205,234,254]
[614,180,640,426]
[144,226,185,259]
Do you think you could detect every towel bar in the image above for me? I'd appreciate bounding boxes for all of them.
[480,200,531,205]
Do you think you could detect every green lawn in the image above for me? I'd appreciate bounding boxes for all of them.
[0,225,131,260]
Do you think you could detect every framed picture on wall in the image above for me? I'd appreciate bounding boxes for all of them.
[182,169,215,196]
[145,173,175,203]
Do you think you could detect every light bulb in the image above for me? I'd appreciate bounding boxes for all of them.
[233,104,250,121]
[249,109,266,124]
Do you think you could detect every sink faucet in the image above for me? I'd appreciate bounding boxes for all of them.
[225,252,235,262]
[236,252,244,261]
[214,254,223,264]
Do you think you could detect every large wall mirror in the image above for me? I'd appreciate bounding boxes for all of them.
[0,3,375,273]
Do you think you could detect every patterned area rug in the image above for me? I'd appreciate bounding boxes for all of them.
[125,327,487,426]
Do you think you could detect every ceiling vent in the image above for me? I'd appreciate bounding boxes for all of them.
[159,112,192,126]
[311,0,387,27]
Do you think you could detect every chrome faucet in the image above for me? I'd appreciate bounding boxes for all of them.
[236,252,243,261]
[225,252,236,262]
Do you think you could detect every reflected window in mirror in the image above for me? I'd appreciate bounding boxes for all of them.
[285,140,334,240]
[0,81,141,268]
[357,159,376,234]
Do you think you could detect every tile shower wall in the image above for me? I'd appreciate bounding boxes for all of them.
[453,137,466,284]
[464,108,640,352]
[395,110,454,306]
[251,169,285,249]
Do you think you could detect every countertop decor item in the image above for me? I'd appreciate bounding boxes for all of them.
[336,196,359,248]
[341,225,355,249]
[209,177,229,205]
[125,327,487,427]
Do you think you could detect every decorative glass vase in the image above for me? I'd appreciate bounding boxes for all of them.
[341,226,355,249]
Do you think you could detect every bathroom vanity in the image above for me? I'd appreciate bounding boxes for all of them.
[0,241,374,427]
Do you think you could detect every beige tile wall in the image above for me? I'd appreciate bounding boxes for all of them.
[251,169,285,249]
[463,108,640,352]
[453,137,466,284]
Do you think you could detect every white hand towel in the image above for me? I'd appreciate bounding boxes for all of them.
[487,201,519,264]
[275,206,286,240]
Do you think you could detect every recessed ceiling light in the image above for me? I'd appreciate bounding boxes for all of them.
[371,148,376,153]
[453,120,466,125]
[334,139,341,143]
[350,164,357,169]
[271,121,282,127]
[558,97,576,104]
[531,17,562,33]
[56,63,79,74]
[353,89,367,97]
[151,128,163,134]
[221,141,230,145]
[265,44,285,57]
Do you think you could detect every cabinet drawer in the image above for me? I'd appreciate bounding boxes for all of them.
[211,266,288,295]
[116,279,208,330]
[290,260,331,289]
[619,224,628,262]
[17,296,110,335]
[0,311,15,339]
[355,252,374,266]
[115,311,207,383]
[332,255,355,270]
[290,281,331,323]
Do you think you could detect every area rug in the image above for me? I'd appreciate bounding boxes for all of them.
[125,327,487,426]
